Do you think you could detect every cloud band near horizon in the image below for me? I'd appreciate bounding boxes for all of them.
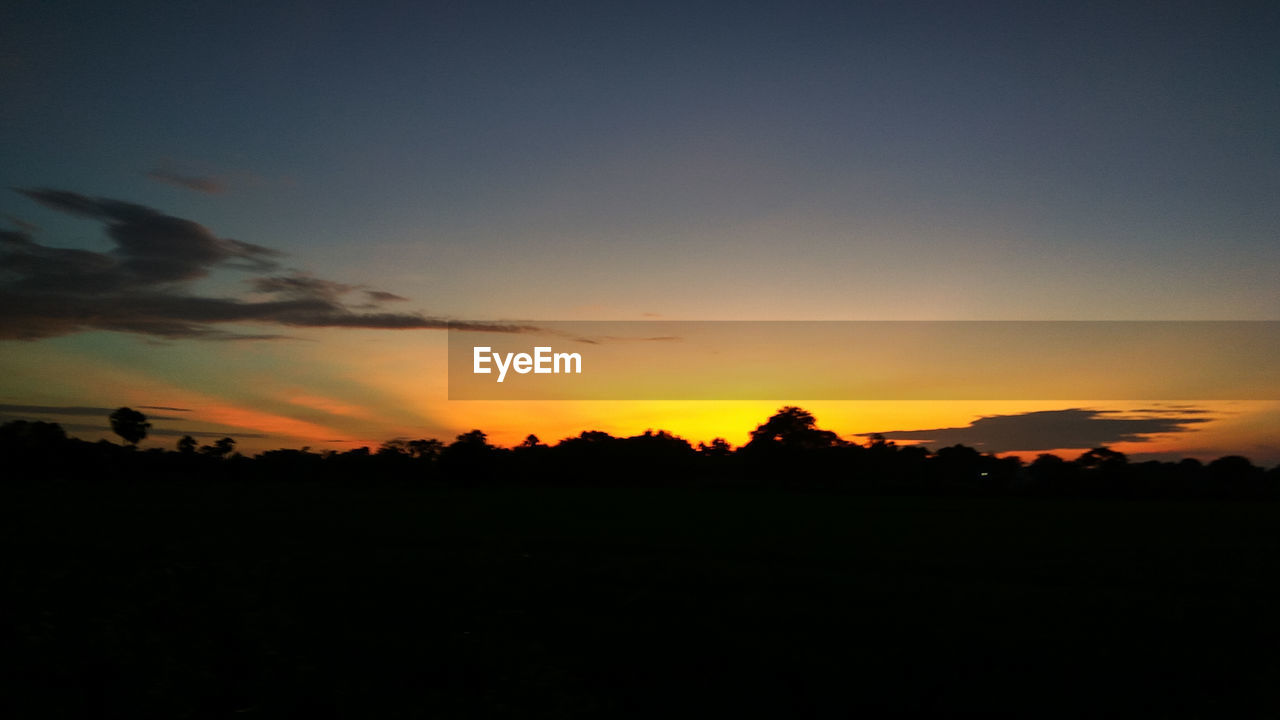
[866,408,1213,453]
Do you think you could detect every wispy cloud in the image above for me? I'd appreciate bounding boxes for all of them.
[0,403,266,438]
[0,403,186,421]
[569,335,683,345]
[145,168,226,194]
[364,290,408,302]
[1,188,535,340]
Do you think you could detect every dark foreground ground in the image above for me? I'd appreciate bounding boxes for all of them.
[3,480,1279,717]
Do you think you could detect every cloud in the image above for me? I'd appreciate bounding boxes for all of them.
[0,404,267,439]
[364,290,408,302]
[568,335,683,345]
[1,189,533,340]
[1,214,38,234]
[145,427,268,439]
[16,188,278,287]
[864,408,1213,453]
[252,274,356,300]
[444,321,542,333]
[0,415,269,439]
[145,168,226,194]
[0,403,186,421]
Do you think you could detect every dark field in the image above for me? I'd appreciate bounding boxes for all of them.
[4,481,1280,717]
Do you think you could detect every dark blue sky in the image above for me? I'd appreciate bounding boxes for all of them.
[3,1,1277,320]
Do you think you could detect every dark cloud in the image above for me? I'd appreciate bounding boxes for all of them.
[565,335,686,343]
[145,427,269,439]
[0,405,266,439]
[0,416,269,439]
[603,335,681,342]
[0,404,185,421]
[16,188,278,287]
[445,321,543,333]
[252,274,356,301]
[1127,406,1215,415]
[865,408,1213,453]
[145,168,226,194]
[2,214,39,234]
[364,290,408,302]
[565,334,683,345]
[0,286,463,339]
[2,189,531,340]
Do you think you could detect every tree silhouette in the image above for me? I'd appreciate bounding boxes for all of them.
[698,438,732,456]
[109,407,150,447]
[1,405,1276,499]
[441,429,497,478]
[1,419,67,446]
[1027,453,1076,493]
[201,437,236,458]
[451,429,490,449]
[377,438,412,456]
[745,406,845,450]
[406,439,444,461]
[1076,446,1127,470]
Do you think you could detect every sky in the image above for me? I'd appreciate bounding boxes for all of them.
[1,1,1278,463]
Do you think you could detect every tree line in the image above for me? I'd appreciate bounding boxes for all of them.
[2,406,1277,499]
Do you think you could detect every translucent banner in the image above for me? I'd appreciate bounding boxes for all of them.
[447,321,1280,400]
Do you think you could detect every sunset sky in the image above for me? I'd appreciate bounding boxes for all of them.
[2,2,1277,463]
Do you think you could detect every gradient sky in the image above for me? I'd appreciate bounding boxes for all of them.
[2,1,1277,462]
